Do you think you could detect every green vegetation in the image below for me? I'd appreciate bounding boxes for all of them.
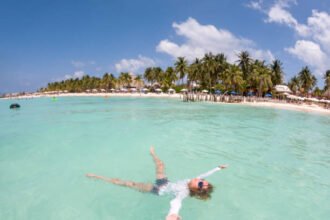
[40,51,330,97]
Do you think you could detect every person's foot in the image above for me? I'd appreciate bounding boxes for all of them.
[86,173,97,178]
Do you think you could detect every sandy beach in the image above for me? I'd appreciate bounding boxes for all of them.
[2,92,330,115]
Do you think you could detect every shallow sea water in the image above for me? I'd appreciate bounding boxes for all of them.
[0,97,329,220]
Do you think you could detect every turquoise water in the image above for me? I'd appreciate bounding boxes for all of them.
[0,97,329,220]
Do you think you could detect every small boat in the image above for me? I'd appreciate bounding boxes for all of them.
[10,103,20,109]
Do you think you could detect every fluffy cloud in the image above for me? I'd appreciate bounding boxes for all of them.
[249,0,330,75]
[156,17,274,63]
[286,40,329,75]
[115,55,156,73]
[307,10,330,53]
[246,0,264,11]
[265,2,309,36]
[64,71,85,80]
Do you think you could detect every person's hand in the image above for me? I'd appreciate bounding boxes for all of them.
[166,214,181,220]
[219,164,228,169]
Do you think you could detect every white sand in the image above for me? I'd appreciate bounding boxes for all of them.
[241,101,330,115]
[3,92,330,115]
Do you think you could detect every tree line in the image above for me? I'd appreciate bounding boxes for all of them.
[41,51,330,97]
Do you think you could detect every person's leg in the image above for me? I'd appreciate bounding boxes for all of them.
[150,147,166,179]
[86,174,153,192]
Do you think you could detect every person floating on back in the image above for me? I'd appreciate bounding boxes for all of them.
[86,147,228,220]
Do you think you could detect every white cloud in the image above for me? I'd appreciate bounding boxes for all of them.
[265,2,309,36]
[115,55,156,73]
[64,71,86,80]
[307,10,330,53]
[286,40,328,75]
[248,1,330,76]
[246,0,264,11]
[266,4,296,25]
[156,17,274,63]
[276,0,297,8]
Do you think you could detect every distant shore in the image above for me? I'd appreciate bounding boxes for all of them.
[2,92,330,115]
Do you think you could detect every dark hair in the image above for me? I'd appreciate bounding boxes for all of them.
[189,183,214,200]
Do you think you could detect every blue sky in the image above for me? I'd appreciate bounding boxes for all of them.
[1,0,330,93]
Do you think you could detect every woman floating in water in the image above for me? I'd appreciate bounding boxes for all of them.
[86,147,228,220]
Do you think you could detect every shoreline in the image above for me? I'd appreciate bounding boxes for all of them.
[2,92,330,115]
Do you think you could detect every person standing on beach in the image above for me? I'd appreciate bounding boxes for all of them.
[86,147,228,220]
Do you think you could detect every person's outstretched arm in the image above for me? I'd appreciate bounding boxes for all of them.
[196,164,228,179]
[166,193,187,220]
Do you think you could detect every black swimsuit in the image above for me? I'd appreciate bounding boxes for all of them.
[151,178,169,194]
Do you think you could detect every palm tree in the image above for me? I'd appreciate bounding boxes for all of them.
[258,68,273,96]
[324,70,330,90]
[237,51,252,80]
[144,67,154,85]
[298,66,317,95]
[187,58,202,91]
[288,76,300,94]
[214,53,228,85]
[118,72,132,88]
[270,59,284,85]
[134,75,144,89]
[249,60,272,96]
[222,64,244,92]
[313,87,322,97]
[201,53,217,91]
[174,57,188,85]
[153,67,163,86]
[161,67,177,89]
[101,73,116,91]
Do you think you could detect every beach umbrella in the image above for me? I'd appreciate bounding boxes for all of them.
[319,99,330,103]
[202,89,208,93]
[305,97,319,102]
[130,88,137,92]
[180,88,188,92]
[287,95,304,101]
[155,88,162,92]
[110,88,115,91]
[274,85,292,93]
[141,88,149,93]
[215,90,222,95]
[168,88,175,93]
[192,82,200,88]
